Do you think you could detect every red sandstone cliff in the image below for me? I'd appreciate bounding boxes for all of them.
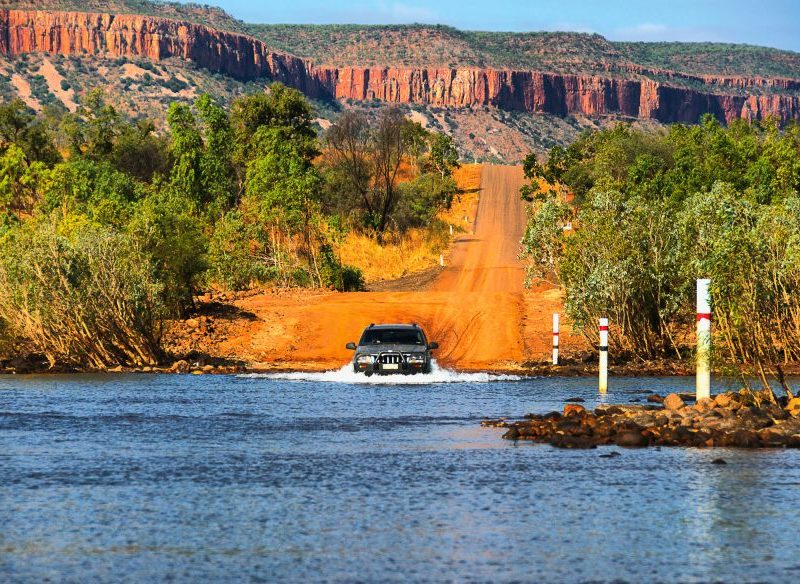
[0,9,326,96]
[2,8,799,125]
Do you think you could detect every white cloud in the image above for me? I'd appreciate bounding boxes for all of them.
[621,23,669,35]
[303,1,440,25]
[612,22,724,42]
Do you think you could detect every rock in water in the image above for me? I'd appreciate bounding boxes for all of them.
[563,404,586,416]
[663,393,686,411]
[711,458,728,465]
[732,429,760,448]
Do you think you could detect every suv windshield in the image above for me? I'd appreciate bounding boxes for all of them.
[360,328,424,346]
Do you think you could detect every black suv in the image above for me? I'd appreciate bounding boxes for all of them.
[346,324,439,376]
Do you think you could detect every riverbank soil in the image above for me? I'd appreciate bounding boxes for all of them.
[495,391,800,448]
[166,165,588,372]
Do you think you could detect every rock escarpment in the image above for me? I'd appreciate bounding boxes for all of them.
[0,9,327,96]
[2,8,799,125]
[323,67,800,124]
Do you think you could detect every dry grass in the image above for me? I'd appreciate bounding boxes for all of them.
[337,163,484,282]
[440,163,481,234]
[338,229,446,283]
[453,163,482,192]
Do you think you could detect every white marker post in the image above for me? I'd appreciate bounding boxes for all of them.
[599,318,609,394]
[439,254,445,267]
[696,279,711,400]
[552,313,560,365]
[449,224,454,236]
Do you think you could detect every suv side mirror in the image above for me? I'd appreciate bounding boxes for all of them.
[428,342,439,350]
[345,342,357,350]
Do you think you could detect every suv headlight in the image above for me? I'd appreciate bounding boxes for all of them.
[356,354,374,364]
[406,354,425,364]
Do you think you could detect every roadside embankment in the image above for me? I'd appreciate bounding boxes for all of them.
[488,390,800,449]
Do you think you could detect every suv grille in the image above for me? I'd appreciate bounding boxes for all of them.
[379,353,404,365]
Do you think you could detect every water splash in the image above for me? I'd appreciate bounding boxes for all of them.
[239,361,523,384]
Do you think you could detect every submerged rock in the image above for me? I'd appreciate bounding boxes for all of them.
[615,431,649,448]
[481,419,509,428]
[549,435,596,449]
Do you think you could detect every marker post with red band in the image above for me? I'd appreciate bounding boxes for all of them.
[697,279,711,400]
[552,313,559,365]
[599,318,609,394]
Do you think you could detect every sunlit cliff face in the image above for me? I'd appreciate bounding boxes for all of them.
[2,8,799,125]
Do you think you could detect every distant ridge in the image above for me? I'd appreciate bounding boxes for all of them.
[1,0,799,161]
[2,0,799,79]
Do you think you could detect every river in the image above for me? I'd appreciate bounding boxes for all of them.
[2,368,799,582]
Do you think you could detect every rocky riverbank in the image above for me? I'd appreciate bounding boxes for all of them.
[487,390,800,449]
[0,355,245,375]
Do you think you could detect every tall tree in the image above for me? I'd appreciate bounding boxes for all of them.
[426,133,460,179]
[373,107,409,234]
[325,110,373,218]
[166,102,204,208]
[230,84,317,195]
[195,94,235,212]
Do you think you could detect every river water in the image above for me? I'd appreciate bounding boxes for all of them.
[2,367,799,583]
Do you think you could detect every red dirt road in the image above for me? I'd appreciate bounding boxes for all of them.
[432,165,527,294]
[213,166,575,371]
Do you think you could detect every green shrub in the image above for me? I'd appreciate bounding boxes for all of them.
[162,75,189,93]
[127,191,208,317]
[206,211,266,290]
[319,244,364,291]
[0,216,166,368]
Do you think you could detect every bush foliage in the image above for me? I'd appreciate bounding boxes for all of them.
[522,116,800,390]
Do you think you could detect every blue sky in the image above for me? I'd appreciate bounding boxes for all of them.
[188,0,800,52]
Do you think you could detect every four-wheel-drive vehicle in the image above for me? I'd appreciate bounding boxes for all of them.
[346,324,439,376]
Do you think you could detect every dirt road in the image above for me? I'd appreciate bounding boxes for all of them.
[432,165,527,294]
[426,165,533,366]
[196,166,574,371]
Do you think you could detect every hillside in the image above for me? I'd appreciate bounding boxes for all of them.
[1,0,800,161]
[250,24,800,81]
